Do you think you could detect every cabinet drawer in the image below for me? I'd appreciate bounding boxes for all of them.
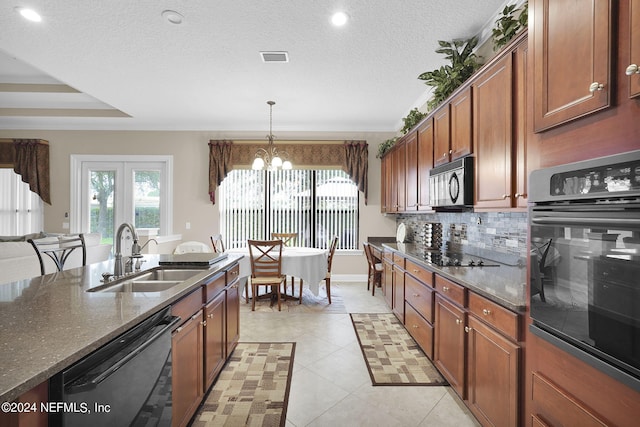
[226,263,240,285]
[405,303,434,360]
[393,252,405,268]
[203,271,226,303]
[405,274,434,323]
[435,275,466,307]
[172,288,203,324]
[468,292,520,341]
[383,250,393,261]
[532,373,607,427]
[405,259,433,286]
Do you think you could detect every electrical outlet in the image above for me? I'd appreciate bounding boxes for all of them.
[185,222,191,230]
[476,217,482,225]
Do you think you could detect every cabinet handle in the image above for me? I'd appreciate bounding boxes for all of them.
[514,193,521,198]
[442,286,449,292]
[589,82,605,92]
[191,313,200,321]
[449,149,453,154]
[455,318,462,325]
[413,269,419,273]
[465,326,471,333]
[626,64,640,75]
[502,194,509,199]
[202,320,207,327]
[412,293,420,298]
[412,324,419,329]
[482,308,491,316]
[175,326,183,333]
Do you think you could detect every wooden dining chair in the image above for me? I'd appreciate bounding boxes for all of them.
[248,239,286,311]
[363,242,383,296]
[294,235,339,304]
[272,232,298,295]
[210,234,225,253]
[28,234,86,275]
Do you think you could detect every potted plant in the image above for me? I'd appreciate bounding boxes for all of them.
[377,137,398,158]
[401,108,427,135]
[492,2,528,51]
[418,37,481,111]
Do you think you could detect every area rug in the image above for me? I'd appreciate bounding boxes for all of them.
[350,313,447,386]
[192,342,295,427]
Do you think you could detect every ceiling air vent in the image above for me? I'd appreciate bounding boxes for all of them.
[260,51,289,63]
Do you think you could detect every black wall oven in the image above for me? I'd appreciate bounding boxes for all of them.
[529,149,640,391]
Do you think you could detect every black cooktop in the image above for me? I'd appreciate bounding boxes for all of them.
[420,249,500,267]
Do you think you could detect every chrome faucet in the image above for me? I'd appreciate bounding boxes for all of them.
[114,223,140,277]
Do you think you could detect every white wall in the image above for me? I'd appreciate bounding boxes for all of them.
[0,129,397,276]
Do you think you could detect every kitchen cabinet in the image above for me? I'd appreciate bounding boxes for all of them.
[532,0,612,132]
[404,130,419,211]
[474,34,528,210]
[382,140,406,213]
[391,253,405,322]
[433,87,473,167]
[417,118,434,211]
[466,302,520,427]
[226,265,240,356]
[172,307,204,427]
[630,0,640,98]
[434,293,467,397]
[404,260,435,359]
[382,252,393,308]
[0,381,48,427]
[204,292,225,391]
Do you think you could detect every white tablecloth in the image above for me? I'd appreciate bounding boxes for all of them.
[226,247,328,295]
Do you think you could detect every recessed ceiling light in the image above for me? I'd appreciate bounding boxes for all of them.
[15,7,42,22]
[161,10,184,25]
[331,11,349,27]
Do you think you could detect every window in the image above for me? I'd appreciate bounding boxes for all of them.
[70,155,173,244]
[0,169,43,235]
[219,169,359,250]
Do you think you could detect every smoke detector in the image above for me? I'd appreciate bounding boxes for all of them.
[260,51,289,63]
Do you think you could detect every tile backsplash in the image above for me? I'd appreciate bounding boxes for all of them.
[397,211,528,258]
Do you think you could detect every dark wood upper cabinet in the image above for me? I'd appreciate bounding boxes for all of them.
[449,87,473,161]
[404,131,419,211]
[630,0,640,98]
[532,0,613,132]
[473,54,513,209]
[417,118,434,211]
[433,105,450,167]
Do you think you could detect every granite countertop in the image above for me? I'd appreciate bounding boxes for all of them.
[0,254,242,403]
[381,243,527,313]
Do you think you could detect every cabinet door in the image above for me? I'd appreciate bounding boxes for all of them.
[433,105,450,166]
[382,258,393,308]
[172,310,204,427]
[226,279,240,356]
[630,0,640,98]
[395,141,407,212]
[473,54,513,209]
[392,266,405,323]
[450,87,473,161]
[467,315,520,427]
[434,295,466,397]
[417,118,434,210]
[513,37,529,208]
[533,0,612,132]
[204,292,225,391]
[405,131,419,211]
[380,154,388,212]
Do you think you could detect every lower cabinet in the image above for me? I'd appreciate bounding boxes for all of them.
[434,293,467,398]
[382,255,393,307]
[172,309,204,427]
[226,276,240,356]
[204,292,226,391]
[467,315,519,427]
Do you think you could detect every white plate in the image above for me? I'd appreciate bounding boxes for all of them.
[396,223,407,243]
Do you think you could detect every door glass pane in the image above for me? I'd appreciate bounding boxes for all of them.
[133,170,161,230]
[90,171,115,245]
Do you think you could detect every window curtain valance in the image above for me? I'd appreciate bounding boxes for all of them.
[0,139,51,204]
[208,139,368,205]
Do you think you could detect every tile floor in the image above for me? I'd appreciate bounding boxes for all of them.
[239,282,481,427]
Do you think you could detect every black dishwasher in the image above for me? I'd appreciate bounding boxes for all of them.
[49,306,180,426]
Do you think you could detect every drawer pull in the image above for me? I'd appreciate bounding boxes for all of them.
[412,293,420,298]
[175,326,183,333]
[413,269,419,273]
[482,309,491,316]
[442,286,449,292]
[412,324,419,329]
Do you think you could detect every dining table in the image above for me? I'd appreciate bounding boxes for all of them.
[225,246,329,296]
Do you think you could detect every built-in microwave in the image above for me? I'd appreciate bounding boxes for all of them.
[529,149,640,392]
[429,156,473,208]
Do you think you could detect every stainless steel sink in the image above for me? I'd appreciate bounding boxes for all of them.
[87,268,207,293]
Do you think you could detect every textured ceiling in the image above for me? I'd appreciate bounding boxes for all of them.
[0,0,508,132]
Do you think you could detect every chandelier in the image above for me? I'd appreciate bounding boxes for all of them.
[252,101,292,170]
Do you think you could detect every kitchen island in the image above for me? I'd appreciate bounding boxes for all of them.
[0,254,242,404]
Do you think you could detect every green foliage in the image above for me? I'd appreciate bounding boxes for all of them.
[417,37,481,111]
[401,108,427,135]
[492,2,528,51]
[376,137,398,158]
